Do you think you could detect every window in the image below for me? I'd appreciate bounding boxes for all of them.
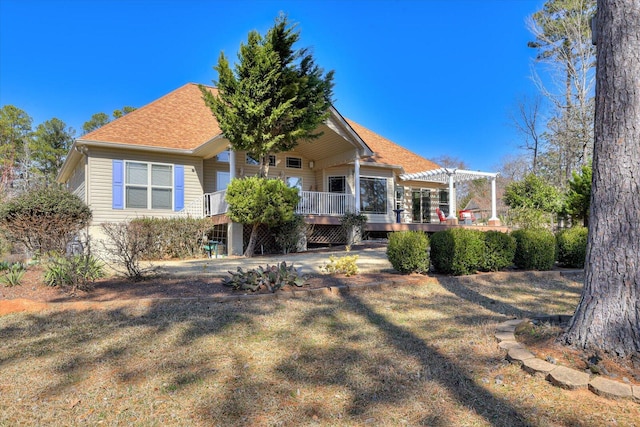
[246,154,276,166]
[395,186,404,210]
[125,161,173,209]
[439,190,449,216]
[360,177,387,214]
[328,176,346,193]
[216,150,230,162]
[286,156,302,169]
[286,176,302,191]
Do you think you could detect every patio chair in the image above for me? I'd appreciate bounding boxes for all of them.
[436,208,447,223]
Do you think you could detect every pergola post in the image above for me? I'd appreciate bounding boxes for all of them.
[447,170,458,224]
[488,176,501,226]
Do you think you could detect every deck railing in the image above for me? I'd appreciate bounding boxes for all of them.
[296,191,355,216]
[185,190,355,218]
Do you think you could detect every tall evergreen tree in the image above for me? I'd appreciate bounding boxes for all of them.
[201,14,334,178]
[563,0,640,357]
[31,118,75,184]
[0,105,33,192]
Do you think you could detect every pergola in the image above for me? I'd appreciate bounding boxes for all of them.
[399,168,500,225]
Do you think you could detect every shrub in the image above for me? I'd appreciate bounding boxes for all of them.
[0,262,26,287]
[556,226,588,268]
[273,215,308,254]
[100,221,151,281]
[0,187,91,256]
[480,231,516,272]
[430,229,484,275]
[340,212,367,247]
[386,231,429,274]
[131,217,212,259]
[44,254,104,293]
[512,228,557,270]
[322,254,359,277]
[222,261,308,292]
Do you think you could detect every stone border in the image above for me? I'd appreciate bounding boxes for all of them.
[495,319,640,403]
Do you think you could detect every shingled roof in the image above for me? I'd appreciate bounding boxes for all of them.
[78,83,439,174]
[81,83,222,150]
[345,119,440,174]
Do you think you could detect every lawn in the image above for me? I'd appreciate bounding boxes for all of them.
[1,271,639,426]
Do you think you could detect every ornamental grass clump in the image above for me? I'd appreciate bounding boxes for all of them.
[512,228,557,270]
[556,226,588,268]
[386,231,430,274]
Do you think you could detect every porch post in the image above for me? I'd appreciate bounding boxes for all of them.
[447,171,458,224]
[488,176,501,226]
[354,152,361,213]
[229,149,236,180]
[227,148,243,255]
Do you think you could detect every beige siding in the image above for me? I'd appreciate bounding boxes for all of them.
[67,156,86,203]
[87,147,203,224]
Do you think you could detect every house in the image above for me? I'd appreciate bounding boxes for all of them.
[57,83,502,255]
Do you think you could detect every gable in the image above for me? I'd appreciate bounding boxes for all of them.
[81,83,222,150]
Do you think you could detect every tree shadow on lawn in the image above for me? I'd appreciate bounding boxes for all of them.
[272,291,532,427]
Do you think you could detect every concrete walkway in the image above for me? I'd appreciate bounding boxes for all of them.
[149,243,393,277]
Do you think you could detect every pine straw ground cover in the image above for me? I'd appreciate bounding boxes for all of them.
[1,271,639,426]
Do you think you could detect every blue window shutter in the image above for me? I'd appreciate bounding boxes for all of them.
[174,165,184,211]
[112,160,124,209]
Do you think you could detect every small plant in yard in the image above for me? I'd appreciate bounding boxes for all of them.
[222,261,308,292]
[386,231,429,274]
[44,254,105,293]
[100,221,151,281]
[340,212,367,247]
[322,254,359,277]
[512,228,557,270]
[0,262,26,287]
[556,226,587,268]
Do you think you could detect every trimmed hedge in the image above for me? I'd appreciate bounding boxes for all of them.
[556,226,588,268]
[512,228,557,270]
[480,231,517,272]
[386,231,430,274]
[430,228,485,275]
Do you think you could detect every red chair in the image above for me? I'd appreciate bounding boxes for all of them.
[436,208,447,223]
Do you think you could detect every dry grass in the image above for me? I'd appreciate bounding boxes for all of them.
[1,271,639,426]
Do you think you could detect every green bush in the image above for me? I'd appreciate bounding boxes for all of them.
[340,212,368,247]
[430,228,484,275]
[44,254,105,293]
[512,228,557,270]
[386,231,430,274]
[0,187,91,256]
[273,215,308,254]
[480,231,516,272]
[131,217,212,259]
[556,227,588,268]
[0,262,26,287]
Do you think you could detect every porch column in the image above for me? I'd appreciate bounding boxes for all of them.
[227,149,243,255]
[447,171,458,224]
[354,153,361,213]
[488,176,501,226]
[229,149,236,180]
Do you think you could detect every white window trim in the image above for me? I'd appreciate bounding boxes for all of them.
[124,160,174,210]
[286,176,303,191]
[246,153,276,166]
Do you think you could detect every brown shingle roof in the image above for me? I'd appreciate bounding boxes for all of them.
[79,83,439,174]
[81,83,221,150]
[345,119,440,174]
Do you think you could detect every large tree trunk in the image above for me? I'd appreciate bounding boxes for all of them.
[563,0,640,357]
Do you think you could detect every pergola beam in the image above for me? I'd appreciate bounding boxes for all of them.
[399,168,500,225]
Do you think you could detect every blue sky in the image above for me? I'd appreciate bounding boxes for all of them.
[0,0,543,172]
